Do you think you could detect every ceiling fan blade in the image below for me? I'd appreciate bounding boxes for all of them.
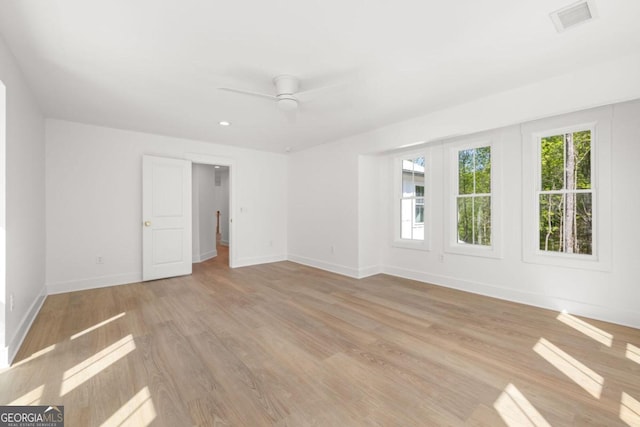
[295,70,363,101]
[295,82,343,100]
[218,87,277,101]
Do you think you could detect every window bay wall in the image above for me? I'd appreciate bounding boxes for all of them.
[287,53,640,327]
[381,101,635,327]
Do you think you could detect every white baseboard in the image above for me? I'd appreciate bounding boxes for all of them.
[234,254,287,268]
[287,254,361,278]
[193,249,217,263]
[47,272,142,295]
[357,265,382,279]
[3,285,47,366]
[220,240,229,247]
[382,265,640,329]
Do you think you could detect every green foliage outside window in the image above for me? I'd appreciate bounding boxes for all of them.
[457,146,491,246]
[539,130,592,254]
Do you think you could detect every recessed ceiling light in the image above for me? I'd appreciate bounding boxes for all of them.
[219,121,231,126]
[214,165,221,169]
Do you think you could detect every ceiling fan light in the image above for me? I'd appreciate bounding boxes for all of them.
[277,97,298,111]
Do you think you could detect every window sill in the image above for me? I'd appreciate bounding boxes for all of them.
[392,240,430,251]
[445,243,502,259]
[523,251,611,271]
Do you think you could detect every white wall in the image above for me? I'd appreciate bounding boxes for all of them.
[191,167,201,260]
[0,36,46,365]
[288,52,640,328]
[288,143,360,277]
[192,163,217,263]
[358,155,381,277]
[46,119,287,293]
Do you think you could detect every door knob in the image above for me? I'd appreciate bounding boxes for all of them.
[144,221,151,227]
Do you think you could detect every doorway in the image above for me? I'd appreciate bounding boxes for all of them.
[191,163,230,266]
[186,151,235,267]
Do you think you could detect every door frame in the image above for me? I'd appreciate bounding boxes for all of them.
[185,152,237,268]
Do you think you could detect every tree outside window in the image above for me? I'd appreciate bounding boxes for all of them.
[415,185,424,224]
[539,130,592,254]
[456,146,491,246]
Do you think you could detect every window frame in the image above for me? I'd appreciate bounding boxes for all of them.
[445,139,502,258]
[393,150,431,251]
[522,113,612,271]
[535,124,597,260]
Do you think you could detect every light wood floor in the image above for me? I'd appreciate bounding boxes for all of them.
[2,248,639,426]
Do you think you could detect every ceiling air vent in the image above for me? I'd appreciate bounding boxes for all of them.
[550,0,597,33]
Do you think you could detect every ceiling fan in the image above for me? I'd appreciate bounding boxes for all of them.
[218,74,330,113]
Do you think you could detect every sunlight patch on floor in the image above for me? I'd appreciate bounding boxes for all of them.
[70,312,126,340]
[9,385,44,406]
[533,338,603,399]
[60,334,136,396]
[620,392,640,426]
[556,311,612,347]
[10,344,57,369]
[493,383,551,427]
[626,343,640,365]
[100,386,156,427]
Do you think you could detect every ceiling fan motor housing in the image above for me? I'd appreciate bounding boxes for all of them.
[277,96,298,111]
[273,75,299,96]
[274,75,300,111]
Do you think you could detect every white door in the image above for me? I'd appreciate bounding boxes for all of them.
[142,155,192,281]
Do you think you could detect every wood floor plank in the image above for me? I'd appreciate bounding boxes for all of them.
[2,245,639,426]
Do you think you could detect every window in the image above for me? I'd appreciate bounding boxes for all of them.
[400,156,425,241]
[523,111,611,271]
[456,146,491,246]
[393,151,430,250]
[445,139,500,258]
[538,129,593,255]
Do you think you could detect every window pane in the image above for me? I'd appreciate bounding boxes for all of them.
[573,130,591,190]
[574,193,593,254]
[412,221,424,240]
[541,135,564,191]
[457,197,473,244]
[458,149,474,195]
[415,185,424,197]
[539,193,564,252]
[402,174,414,197]
[400,199,413,239]
[402,158,415,172]
[539,192,593,254]
[414,169,424,190]
[474,196,491,246]
[475,146,491,194]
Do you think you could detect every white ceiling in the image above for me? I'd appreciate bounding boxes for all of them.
[0,0,638,153]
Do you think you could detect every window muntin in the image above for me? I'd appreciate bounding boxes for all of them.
[400,157,425,241]
[538,130,593,255]
[456,146,491,246]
